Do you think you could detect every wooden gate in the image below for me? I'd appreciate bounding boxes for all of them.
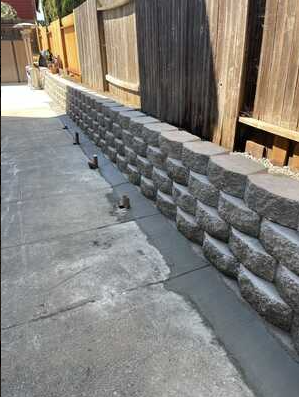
[1,39,27,83]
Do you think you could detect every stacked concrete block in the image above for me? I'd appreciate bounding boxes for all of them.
[44,72,299,354]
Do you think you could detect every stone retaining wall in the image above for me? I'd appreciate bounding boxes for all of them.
[45,72,299,354]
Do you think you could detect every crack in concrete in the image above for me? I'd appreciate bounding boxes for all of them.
[1,266,210,333]
[1,212,159,250]
[1,298,96,332]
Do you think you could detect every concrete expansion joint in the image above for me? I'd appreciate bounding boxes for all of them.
[1,212,160,251]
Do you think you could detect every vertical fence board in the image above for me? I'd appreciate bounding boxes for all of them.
[74,0,106,90]
[61,13,81,77]
[253,0,299,132]
[102,0,140,106]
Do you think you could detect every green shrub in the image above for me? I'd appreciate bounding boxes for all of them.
[42,0,85,24]
[1,1,18,20]
[61,0,85,17]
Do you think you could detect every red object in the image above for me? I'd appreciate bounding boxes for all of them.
[5,0,36,21]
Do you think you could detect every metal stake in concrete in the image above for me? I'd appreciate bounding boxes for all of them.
[73,132,80,145]
[118,195,131,209]
[88,155,98,169]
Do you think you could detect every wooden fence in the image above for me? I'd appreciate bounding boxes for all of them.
[102,0,140,106]
[37,0,299,166]
[136,0,249,148]
[74,0,106,90]
[73,0,140,106]
[239,0,299,167]
[37,13,81,78]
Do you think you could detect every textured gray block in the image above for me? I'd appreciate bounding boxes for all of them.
[127,164,141,185]
[203,233,239,278]
[116,154,128,173]
[105,105,131,121]
[238,265,293,331]
[218,192,260,237]
[97,113,104,126]
[99,139,106,151]
[156,190,177,220]
[291,315,299,354]
[140,176,156,201]
[166,158,189,186]
[136,155,153,178]
[132,136,147,156]
[188,171,219,208]
[172,182,197,216]
[90,109,97,120]
[182,141,228,174]
[152,167,173,195]
[103,116,112,131]
[176,207,203,244]
[101,102,123,118]
[112,122,123,139]
[276,265,299,313]
[93,133,100,145]
[107,146,117,163]
[122,129,133,147]
[143,122,178,147]
[94,98,115,112]
[146,146,167,170]
[208,154,265,198]
[114,138,125,156]
[129,116,159,138]
[159,130,199,160]
[245,173,299,230]
[118,110,144,129]
[229,227,277,282]
[196,201,229,242]
[98,126,106,139]
[260,219,299,276]
[124,146,137,166]
[92,120,99,132]
[105,131,115,147]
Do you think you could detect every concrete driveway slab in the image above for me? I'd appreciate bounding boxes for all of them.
[1,190,119,247]
[1,127,72,152]
[1,222,169,329]
[1,285,254,397]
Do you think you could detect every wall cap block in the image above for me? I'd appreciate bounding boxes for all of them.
[182,141,229,174]
[245,173,299,230]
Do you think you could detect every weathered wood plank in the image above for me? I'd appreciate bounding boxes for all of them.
[102,0,140,106]
[74,0,106,90]
[253,0,299,132]
[239,116,299,142]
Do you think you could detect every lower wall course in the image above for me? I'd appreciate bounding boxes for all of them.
[127,164,141,185]
[218,191,260,237]
[176,207,203,244]
[136,155,153,178]
[156,190,177,220]
[259,219,299,277]
[166,157,189,186]
[276,265,299,313]
[146,146,167,170]
[238,265,293,332]
[152,167,173,195]
[172,182,197,216]
[140,176,157,201]
[196,200,230,242]
[188,171,219,208]
[203,233,239,278]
